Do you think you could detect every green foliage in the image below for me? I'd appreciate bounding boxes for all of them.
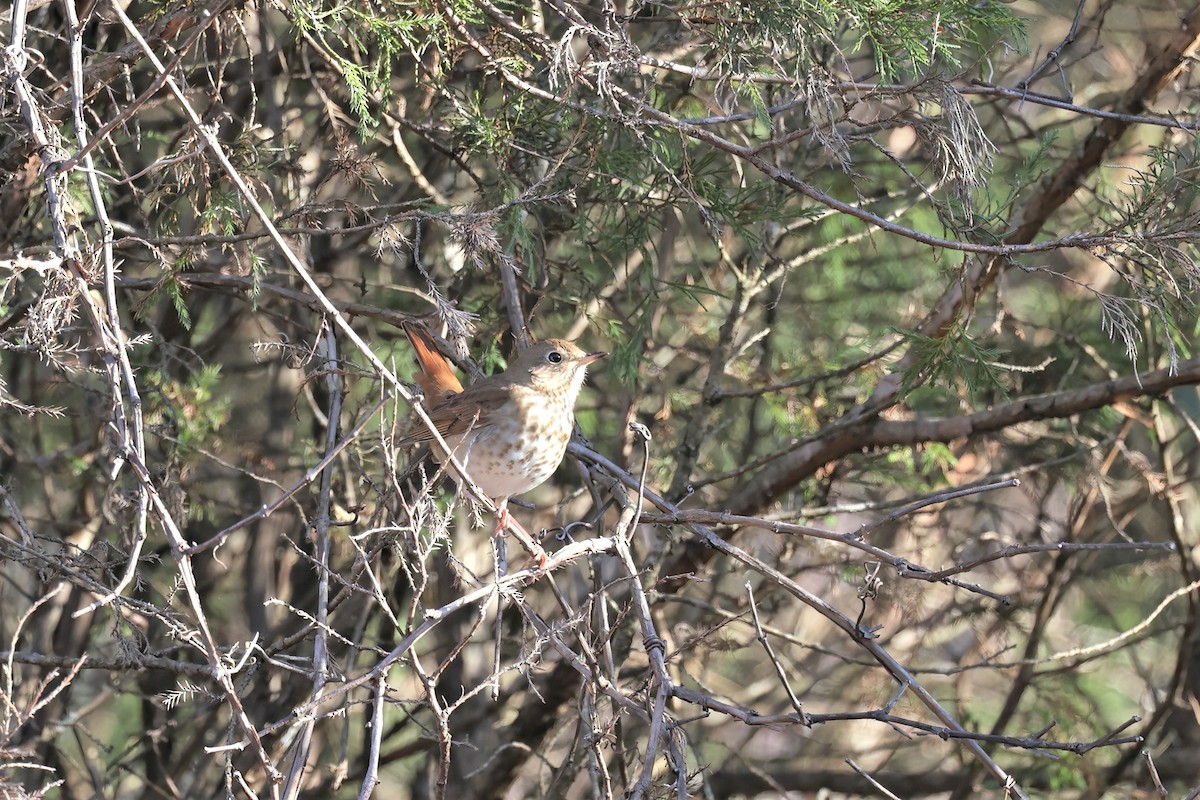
[477,337,508,374]
[144,365,230,452]
[605,317,643,386]
[248,251,269,307]
[1081,139,1200,366]
[197,189,244,236]
[135,255,194,330]
[1045,763,1088,792]
[855,0,1024,77]
[897,320,1008,406]
[1108,140,1200,236]
[689,0,1021,82]
[287,0,442,133]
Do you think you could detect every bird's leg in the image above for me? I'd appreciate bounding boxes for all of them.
[492,498,547,571]
[493,502,513,536]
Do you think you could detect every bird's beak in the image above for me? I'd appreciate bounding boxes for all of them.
[578,351,607,365]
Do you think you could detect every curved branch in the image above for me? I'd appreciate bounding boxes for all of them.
[730,358,1200,516]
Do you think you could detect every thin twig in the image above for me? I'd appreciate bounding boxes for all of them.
[845,759,903,800]
[746,582,805,719]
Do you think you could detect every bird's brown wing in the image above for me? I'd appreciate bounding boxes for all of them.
[395,381,511,446]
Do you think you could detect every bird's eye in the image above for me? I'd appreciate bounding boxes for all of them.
[547,351,563,364]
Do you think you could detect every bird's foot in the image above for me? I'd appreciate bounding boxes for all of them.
[493,510,547,571]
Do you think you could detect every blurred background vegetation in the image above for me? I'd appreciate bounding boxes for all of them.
[2,0,1200,797]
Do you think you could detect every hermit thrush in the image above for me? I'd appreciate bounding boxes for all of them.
[399,322,606,559]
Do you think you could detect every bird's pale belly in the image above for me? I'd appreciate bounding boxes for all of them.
[443,420,569,500]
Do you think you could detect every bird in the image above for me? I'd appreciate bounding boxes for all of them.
[399,321,606,566]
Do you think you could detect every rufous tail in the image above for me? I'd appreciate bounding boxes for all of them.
[402,321,465,397]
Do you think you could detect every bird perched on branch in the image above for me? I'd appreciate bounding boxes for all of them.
[399,321,606,567]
